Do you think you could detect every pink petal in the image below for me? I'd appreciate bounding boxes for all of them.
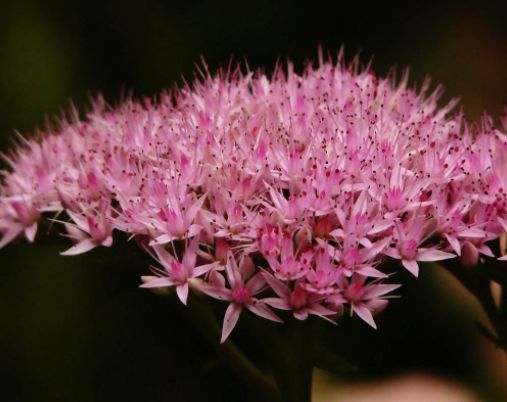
[187,194,207,221]
[326,294,346,304]
[478,244,494,258]
[24,223,38,243]
[459,228,487,238]
[356,266,387,278]
[101,236,113,247]
[359,237,373,248]
[352,304,377,329]
[140,277,175,288]
[221,303,242,343]
[294,310,309,320]
[383,247,401,259]
[176,283,189,305]
[182,235,200,269]
[334,206,346,227]
[247,302,283,323]
[67,210,88,231]
[64,223,87,241]
[263,297,291,310]
[186,224,203,238]
[152,244,176,270]
[366,299,389,314]
[362,237,391,261]
[152,234,176,245]
[329,228,345,238]
[444,234,461,256]
[368,221,393,235]
[417,249,455,262]
[245,272,266,294]
[61,239,97,256]
[197,284,231,301]
[225,252,242,287]
[308,303,337,318]
[239,255,256,279]
[209,270,226,287]
[365,283,401,299]
[192,262,220,278]
[401,259,419,277]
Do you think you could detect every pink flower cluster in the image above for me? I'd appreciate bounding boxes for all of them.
[1,57,507,342]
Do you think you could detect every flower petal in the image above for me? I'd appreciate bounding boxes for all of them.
[176,283,189,305]
[263,297,291,310]
[417,249,455,262]
[61,239,97,256]
[221,303,242,343]
[401,259,419,277]
[24,223,38,243]
[262,271,290,297]
[356,265,388,278]
[196,284,231,301]
[152,244,176,270]
[192,262,220,278]
[352,304,377,329]
[444,234,461,256]
[383,247,401,259]
[182,235,200,270]
[225,252,242,287]
[245,272,266,295]
[247,302,283,323]
[140,277,175,288]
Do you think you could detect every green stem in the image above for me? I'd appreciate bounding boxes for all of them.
[475,285,507,350]
[442,261,507,352]
[272,319,315,402]
[185,294,280,400]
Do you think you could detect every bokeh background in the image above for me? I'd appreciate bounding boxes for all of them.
[1,1,507,401]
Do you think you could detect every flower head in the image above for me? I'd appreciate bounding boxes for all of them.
[1,54,507,341]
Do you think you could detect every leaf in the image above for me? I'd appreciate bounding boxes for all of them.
[476,322,498,345]
[313,348,358,375]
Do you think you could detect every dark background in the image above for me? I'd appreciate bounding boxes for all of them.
[1,1,507,401]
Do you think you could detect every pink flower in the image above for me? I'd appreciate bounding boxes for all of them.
[1,54,506,339]
[263,272,336,321]
[384,217,455,277]
[60,203,114,256]
[303,247,342,294]
[197,252,282,342]
[141,235,218,304]
[264,232,311,281]
[338,276,400,329]
[0,198,39,248]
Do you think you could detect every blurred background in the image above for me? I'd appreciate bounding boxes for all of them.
[1,0,507,401]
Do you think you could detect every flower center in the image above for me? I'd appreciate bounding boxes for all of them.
[232,287,250,304]
[400,239,418,260]
[289,285,309,310]
[170,261,188,283]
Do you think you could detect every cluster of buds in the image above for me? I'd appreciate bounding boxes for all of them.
[1,56,507,342]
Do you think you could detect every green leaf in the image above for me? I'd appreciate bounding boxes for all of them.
[477,322,498,344]
[313,348,358,375]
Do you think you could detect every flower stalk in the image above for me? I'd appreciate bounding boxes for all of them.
[272,319,315,402]
[185,293,280,400]
[442,259,507,352]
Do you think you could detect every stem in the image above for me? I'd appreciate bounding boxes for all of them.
[183,292,317,401]
[185,294,280,400]
[475,285,507,350]
[442,261,507,352]
[273,319,315,402]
